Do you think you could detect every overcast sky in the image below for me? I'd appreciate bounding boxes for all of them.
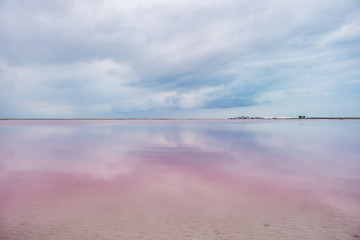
[0,0,359,118]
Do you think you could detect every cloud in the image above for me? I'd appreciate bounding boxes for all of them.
[0,0,359,117]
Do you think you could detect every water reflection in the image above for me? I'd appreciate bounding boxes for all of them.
[0,120,359,239]
[1,120,359,182]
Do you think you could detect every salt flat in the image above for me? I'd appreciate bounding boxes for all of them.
[0,120,359,239]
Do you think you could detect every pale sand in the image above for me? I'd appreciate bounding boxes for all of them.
[0,164,359,240]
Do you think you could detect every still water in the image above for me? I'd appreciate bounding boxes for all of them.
[0,120,359,239]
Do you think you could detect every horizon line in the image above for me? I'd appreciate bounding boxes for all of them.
[1,117,360,120]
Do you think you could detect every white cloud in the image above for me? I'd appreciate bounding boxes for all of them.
[0,0,359,117]
[321,21,360,44]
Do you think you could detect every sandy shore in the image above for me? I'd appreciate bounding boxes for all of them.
[1,164,359,240]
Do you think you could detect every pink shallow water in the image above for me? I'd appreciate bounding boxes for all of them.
[0,120,359,239]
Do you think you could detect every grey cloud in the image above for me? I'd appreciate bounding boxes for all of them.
[0,0,359,117]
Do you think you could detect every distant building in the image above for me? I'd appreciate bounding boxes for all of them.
[228,116,265,120]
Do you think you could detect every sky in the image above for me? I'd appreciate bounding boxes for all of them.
[0,0,359,118]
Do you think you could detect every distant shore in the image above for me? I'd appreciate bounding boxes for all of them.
[228,117,360,120]
[1,117,360,120]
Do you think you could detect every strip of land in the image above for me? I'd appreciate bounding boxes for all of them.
[1,117,359,120]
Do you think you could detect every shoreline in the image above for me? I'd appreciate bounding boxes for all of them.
[1,118,360,121]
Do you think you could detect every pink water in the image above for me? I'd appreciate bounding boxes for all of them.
[0,120,359,239]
